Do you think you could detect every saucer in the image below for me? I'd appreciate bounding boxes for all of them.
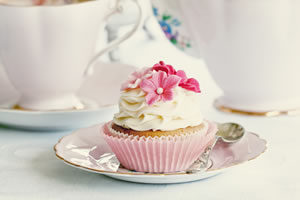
[54,123,267,184]
[0,100,117,131]
[0,62,136,131]
[214,97,300,117]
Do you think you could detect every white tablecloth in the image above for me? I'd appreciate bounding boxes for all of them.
[0,29,299,200]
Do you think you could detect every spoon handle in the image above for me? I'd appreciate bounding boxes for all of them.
[186,136,220,173]
[201,136,220,166]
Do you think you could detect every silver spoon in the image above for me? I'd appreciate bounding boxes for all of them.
[187,122,245,173]
[217,122,245,143]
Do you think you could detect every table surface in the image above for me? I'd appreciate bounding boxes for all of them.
[1,29,300,200]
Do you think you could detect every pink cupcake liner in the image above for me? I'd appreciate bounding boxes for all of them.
[102,121,217,173]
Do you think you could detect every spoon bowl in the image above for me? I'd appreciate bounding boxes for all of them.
[217,122,245,143]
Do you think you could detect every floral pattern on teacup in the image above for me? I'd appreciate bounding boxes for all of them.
[152,5,192,51]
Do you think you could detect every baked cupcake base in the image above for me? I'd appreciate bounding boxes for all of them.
[111,123,207,138]
[102,121,217,173]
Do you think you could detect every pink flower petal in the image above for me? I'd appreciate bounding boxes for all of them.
[187,78,201,93]
[121,68,153,91]
[152,66,169,74]
[162,75,180,90]
[133,67,150,78]
[176,70,187,84]
[179,78,201,93]
[152,61,176,75]
[152,71,167,87]
[120,76,135,90]
[140,67,152,77]
[186,78,199,85]
[166,64,176,75]
[145,92,160,105]
[161,89,174,102]
[140,79,156,93]
[131,71,140,78]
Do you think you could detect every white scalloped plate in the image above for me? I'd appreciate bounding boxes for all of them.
[54,123,267,184]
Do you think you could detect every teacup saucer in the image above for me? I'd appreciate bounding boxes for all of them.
[0,99,117,131]
[214,97,300,117]
[54,123,267,184]
[0,62,136,131]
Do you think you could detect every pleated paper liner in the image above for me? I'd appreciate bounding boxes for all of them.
[102,121,217,173]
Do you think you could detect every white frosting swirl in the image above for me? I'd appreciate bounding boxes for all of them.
[113,87,203,131]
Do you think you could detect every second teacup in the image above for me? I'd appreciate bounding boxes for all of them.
[178,0,300,114]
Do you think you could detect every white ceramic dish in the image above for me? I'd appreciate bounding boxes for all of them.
[54,123,267,184]
[0,62,135,131]
[0,101,117,131]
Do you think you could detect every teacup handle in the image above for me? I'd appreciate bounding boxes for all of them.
[83,0,142,77]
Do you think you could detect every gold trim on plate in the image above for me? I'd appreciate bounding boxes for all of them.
[0,102,116,113]
[12,104,81,111]
[214,98,300,117]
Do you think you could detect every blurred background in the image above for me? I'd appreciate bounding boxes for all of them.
[0,0,221,112]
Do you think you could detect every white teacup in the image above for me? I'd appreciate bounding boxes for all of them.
[177,0,300,113]
[0,0,141,111]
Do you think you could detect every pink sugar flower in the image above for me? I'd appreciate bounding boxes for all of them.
[121,67,152,91]
[140,71,181,105]
[176,70,201,93]
[152,61,176,75]
[176,70,188,84]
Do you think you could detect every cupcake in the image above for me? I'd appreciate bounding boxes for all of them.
[102,61,217,173]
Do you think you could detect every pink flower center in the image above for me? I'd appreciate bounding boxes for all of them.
[156,87,164,95]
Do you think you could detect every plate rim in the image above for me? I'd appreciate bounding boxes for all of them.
[0,102,117,115]
[0,103,118,131]
[54,124,267,177]
[214,97,300,116]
